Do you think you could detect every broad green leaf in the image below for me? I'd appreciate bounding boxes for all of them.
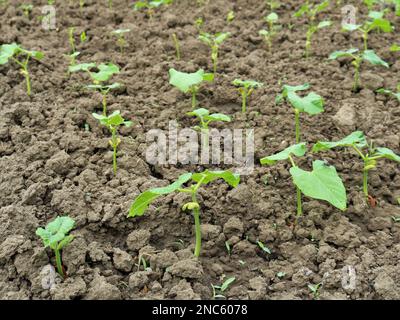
[374,147,400,162]
[0,43,20,64]
[68,62,96,73]
[287,91,324,115]
[290,160,347,210]
[169,68,205,93]
[36,216,75,250]
[260,143,307,165]
[362,50,389,68]
[91,63,120,82]
[276,83,310,104]
[266,12,278,22]
[204,113,231,122]
[203,73,214,82]
[329,48,359,60]
[369,18,392,32]
[191,170,240,187]
[128,173,193,217]
[187,108,209,118]
[107,111,126,126]
[342,24,362,32]
[312,131,367,152]
[317,20,332,29]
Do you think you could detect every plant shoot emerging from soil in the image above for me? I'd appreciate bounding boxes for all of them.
[329,48,389,92]
[260,143,347,216]
[169,68,214,109]
[36,216,75,278]
[212,277,235,299]
[276,83,324,143]
[69,62,121,115]
[111,29,130,53]
[313,131,400,201]
[377,84,400,102]
[0,43,44,96]
[232,79,263,113]
[259,12,279,51]
[342,11,393,50]
[133,0,173,18]
[293,0,332,58]
[92,111,132,175]
[129,170,240,257]
[198,32,231,76]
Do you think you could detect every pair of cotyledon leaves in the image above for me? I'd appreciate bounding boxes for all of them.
[0,43,43,65]
[36,216,75,251]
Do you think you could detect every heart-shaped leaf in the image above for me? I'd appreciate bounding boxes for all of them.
[260,143,307,165]
[312,131,367,152]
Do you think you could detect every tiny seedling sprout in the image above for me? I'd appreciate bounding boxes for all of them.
[129,170,240,257]
[92,111,132,175]
[226,11,235,23]
[275,83,324,143]
[293,0,332,57]
[69,62,121,115]
[0,43,44,96]
[342,11,393,51]
[198,32,231,76]
[313,131,400,201]
[259,12,279,51]
[212,277,236,299]
[133,0,172,18]
[232,79,263,113]
[329,48,389,92]
[260,143,347,216]
[36,216,75,278]
[111,29,130,53]
[169,68,214,109]
[257,241,271,254]
[308,283,322,300]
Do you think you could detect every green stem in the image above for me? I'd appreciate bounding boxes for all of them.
[295,109,301,143]
[55,248,64,278]
[112,128,118,175]
[296,186,303,216]
[353,64,360,92]
[24,67,31,96]
[102,93,107,116]
[241,91,247,113]
[192,193,201,257]
[363,169,368,198]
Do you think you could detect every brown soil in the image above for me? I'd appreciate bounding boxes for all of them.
[0,0,400,300]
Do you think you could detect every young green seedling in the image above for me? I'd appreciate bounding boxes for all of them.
[68,51,80,66]
[36,216,75,278]
[212,277,235,299]
[187,107,231,147]
[111,29,130,53]
[68,27,76,53]
[266,0,280,11]
[377,84,400,102]
[108,0,112,8]
[232,79,263,113]
[198,32,231,76]
[0,43,44,96]
[226,10,235,23]
[172,33,181,60]
[169,68,214,109]
[328,48,389,92]
[129,170,240,257]
[69,62,120,115]
[20,3,33,18]
[80,31,87,44]
[308,283,322,300]
[133,0,172,18]
[342,11,393,51]
[260,143,347,216]
[92,111,132,175]
[195,17,204,32]
[313,131,400,201]
[259,12,279,51]
[293,0,331,57]
[257,241,271,254]
[275,83,324,143]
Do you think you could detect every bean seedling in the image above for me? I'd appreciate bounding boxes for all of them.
[232,79,263,113]
[36,216,75,278]
[313,131,400,201]
[260,143,347,216]
[92,111,132,175]
[133,0,172,18]
[198,32,231,76]
[0,43,44,96]
[377,84,400,102]
[69,62,120,115]
[111,29,130,53]
[129,170,240,257]
[259,12,279,51]
[293,0,331,57]
[169,68,214,109]
[212,277,235,299]
[328,48,389,92]
[275,83,324,143]
[342,11,393,50]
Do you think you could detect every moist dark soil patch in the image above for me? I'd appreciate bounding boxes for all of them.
[0,0,400,300]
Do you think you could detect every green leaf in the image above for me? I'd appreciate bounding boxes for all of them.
[329,48,359,60]
[36,216,75,250]
[128,173,193,217]
[314,0,330,14]
[293,4,308,17]
[260,143,307,165]
[205,113,231,122]
[68,62,96,73]
[220,277,235,292]
[276,83,310,104]
[91,63,120,82]
[290,160,347,210]
[287,91,324,115]
[57,235,74,250]
[312,131,367,152]
[369,18,392,33]
[368,11,384,20]
[191,170,240,188]
[266,12,279,23]
[342,24,362,32]
[374,147,400,162]
[362,50,389,68]
[232,79,263,89]
[214,32,231,44]
[317,20,332,29]
[390,44,400,52]
[187,108,209,118]
[0,43,20,64]
[169,68,205,93]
